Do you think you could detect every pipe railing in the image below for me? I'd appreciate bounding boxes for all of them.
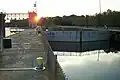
[37,26,56,80]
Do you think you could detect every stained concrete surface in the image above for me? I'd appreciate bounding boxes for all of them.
[0,29,48,80]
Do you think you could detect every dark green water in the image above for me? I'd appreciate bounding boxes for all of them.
[57,52,120,80]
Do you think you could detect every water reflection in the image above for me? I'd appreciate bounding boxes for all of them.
[56,51,120,80]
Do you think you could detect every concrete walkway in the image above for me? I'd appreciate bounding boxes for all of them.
[0,29,48,80]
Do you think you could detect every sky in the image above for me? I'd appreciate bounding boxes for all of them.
[0,0,120,17]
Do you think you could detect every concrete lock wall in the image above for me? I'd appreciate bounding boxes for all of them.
[48,41,110,52]
[38,26,56,80]
[46,31,111,52]
[46,31,111,42]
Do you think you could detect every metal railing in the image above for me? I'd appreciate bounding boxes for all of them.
[54,50,105,56]
[37,26,56,80]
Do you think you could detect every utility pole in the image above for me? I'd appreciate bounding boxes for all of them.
[99,0,102,14]
[98,0,102,27]
[97,0,102,61]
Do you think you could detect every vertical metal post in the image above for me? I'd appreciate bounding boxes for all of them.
[99,0,102,14]
[97,50,100,61]
[79,30,82,56]
[97,0,101,61]
[0,12,5,52]
[76,30,77,52]
[98,0,102,27]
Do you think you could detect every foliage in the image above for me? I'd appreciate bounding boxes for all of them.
[6,19,29,28]
[44,9,120,27]
[7,9,120,28]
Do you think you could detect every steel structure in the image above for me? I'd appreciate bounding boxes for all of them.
[4,1,37,21]
[5,13,28,20]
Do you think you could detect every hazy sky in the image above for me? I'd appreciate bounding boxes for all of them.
[0,0,120,17]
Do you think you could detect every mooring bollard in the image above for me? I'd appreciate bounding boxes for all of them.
[36,57,44,69]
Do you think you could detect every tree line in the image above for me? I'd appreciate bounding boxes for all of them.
[44,9,120,27]
[7,9,120,28]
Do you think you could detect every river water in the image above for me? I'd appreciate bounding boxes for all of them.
[56,51,120,80]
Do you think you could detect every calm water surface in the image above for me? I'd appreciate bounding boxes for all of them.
[57,52,120,80]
